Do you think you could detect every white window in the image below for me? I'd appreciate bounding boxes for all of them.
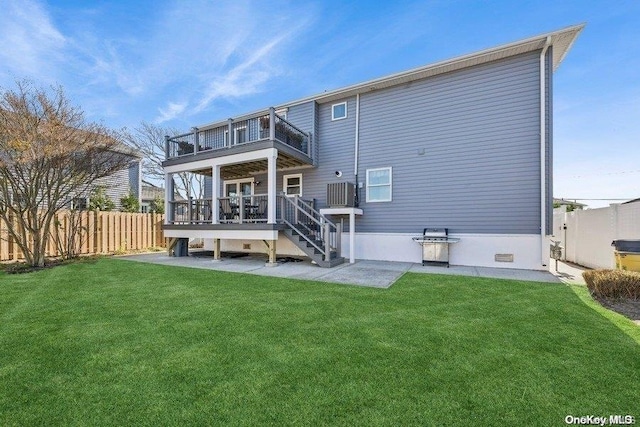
[275,108,288,119]
[224,127,247,145]
[366,167,392,202]
[331,102,347,121]
[283,173,302,197]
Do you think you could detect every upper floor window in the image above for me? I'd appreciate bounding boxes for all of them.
[366,167,392,202]
[283,173,302,197]
[331,102,347,121]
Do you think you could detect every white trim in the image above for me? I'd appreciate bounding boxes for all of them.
[165,148,277,174]
[164,228,278,240]
[223,177,255,197]
[233,125,248,144]
[366,167,392,202]
[539,36,551,268]
[331,102,347,121]
[282,173,302,197]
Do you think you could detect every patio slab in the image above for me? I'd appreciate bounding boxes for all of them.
[119,251,560,288]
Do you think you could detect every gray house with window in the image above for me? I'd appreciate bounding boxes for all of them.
[162,24,583,269]
[72,149,142,211]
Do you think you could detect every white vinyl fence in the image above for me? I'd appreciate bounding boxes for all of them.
[552,203,640,269]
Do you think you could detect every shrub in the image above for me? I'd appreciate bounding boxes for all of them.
[89,186,115,211]
[120,191,140,213]
[583,269,640,300]
[149,196,164,214]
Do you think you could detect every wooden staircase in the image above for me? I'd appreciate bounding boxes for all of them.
[280,196,344,268]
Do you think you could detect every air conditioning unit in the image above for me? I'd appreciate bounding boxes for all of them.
[327,182,355,207]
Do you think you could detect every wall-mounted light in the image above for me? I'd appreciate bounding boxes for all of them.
[335,171,342,178]
[255,181,261,186]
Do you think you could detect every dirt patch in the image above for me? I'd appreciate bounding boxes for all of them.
[1,256,101,275]
[594,296,640,325]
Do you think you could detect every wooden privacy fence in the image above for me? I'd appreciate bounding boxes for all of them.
[1,211,165,262]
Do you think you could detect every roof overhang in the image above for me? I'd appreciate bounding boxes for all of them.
[195,24,584,129]
[285,24,584,106]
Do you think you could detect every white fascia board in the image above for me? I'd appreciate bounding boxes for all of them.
[319,208,363,216]
[164,229,278,240]
[164,148,278,174]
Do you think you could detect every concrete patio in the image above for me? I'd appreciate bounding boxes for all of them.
[120,251,562,288]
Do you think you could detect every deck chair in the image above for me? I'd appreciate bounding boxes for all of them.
[219,199,235,222]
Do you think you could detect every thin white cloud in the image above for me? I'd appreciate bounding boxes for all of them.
[156,101,187,124]
[147,2,312,122]
[193,36,287,113]
[0,0,66,80]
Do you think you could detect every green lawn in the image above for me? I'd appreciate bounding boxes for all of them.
[1,258,638,426]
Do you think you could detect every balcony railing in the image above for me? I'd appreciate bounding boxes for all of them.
[165,108,311,160]
[170,199,212,224]
[169,194,272,224]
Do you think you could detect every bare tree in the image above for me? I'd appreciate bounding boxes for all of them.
[0,81,133,267]
[124,121,205,200]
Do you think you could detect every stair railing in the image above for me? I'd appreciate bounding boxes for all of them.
[279,195,341,261]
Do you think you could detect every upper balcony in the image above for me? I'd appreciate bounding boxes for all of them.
[163,108,313,168]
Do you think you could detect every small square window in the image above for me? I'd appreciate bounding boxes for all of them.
[366,167,392,202]
[331,102,347,121]
[283,174,302,197]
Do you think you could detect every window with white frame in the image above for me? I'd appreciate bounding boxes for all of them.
[275,108,288,119]
[283,173,302,197]
[331,102,347,121]
[366,167,392,202]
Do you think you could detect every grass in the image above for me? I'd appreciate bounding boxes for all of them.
[1,258,638,426]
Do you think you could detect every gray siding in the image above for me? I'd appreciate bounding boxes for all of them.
[128,162,140,199]
[198,51,548,236]
[286,101,314,134]
[354,51,542,234]
[94,160,140,210]
[296,51,543,234]
[296,98,357,206]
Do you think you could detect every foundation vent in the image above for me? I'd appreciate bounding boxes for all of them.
[495,254,514,263]
[243,243,251,250]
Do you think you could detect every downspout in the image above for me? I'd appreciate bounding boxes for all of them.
[354,93,360,207]
[540,36,551,267]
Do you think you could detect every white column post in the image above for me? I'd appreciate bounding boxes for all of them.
[267,151,277,223]
[212,164,221,224]
[269,107,276,141]
[164,173,173,224]
[349,211,355,264]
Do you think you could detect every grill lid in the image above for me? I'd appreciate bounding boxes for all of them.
[412,227,460,243]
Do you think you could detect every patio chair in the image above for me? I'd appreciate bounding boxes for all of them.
[219,199,235,222]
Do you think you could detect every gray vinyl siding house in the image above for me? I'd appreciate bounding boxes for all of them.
[74,155,142,211]
[162,25,583,270]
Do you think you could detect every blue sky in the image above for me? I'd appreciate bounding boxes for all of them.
[0,0,638,207]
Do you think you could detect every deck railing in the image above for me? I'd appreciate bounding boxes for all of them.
[165,108,311,159]
[218,194,269,224]
[169,199,212,224]
[280,195,341,262]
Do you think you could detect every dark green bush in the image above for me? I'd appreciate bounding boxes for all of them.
[583,269,640,300]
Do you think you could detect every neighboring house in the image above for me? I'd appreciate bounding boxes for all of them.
[73,146,142,211]
[141,180,164,213]
[553,198,587,211]
[162,24,584,270]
